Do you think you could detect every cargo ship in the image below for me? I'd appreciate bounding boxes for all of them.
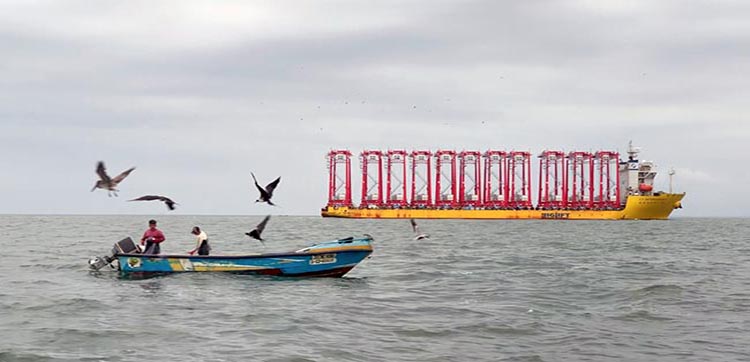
[321,143,684,220]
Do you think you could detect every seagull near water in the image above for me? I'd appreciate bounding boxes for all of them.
[128,195,178,211]
[251,172,281,206]
[91,161,135,197]
[410,219,430,240]
[245,215,271,244]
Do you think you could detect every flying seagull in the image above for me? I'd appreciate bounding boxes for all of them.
[91,161,135,197]
[128,195,177,211]
[410,219,430,240]
[251,172,281,205]
[245,215,271,243]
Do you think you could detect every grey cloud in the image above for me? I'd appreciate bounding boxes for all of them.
[0,0,748,216]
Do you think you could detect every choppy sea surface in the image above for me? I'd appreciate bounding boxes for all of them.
[1,215,749,361]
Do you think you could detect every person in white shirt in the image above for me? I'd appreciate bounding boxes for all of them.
[188,226,210,255]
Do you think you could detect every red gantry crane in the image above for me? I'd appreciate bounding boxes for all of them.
[459,151,482,208]
[566,151,594,209]
[359,150,384,208]
[594,151,621,209]
[409,150,432,207]
[385,150,408,208]
[508,151,532,209]
[537,150,566,209]
[326,150,353,207]
[483,150,508,208]
[435,150,458,208]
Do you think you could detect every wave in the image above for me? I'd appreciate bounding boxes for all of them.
[611,309,673,322]
[0,351,56,362]
[21,297,108,312]
[633,284,684,296]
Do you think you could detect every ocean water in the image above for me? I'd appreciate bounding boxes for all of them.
[0,215,749,362]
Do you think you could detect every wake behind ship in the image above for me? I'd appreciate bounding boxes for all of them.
[321,143,684,220]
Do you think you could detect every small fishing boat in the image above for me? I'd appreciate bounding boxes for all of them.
[88,235,373,277]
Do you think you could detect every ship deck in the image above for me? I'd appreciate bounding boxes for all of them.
[321,193,685,220]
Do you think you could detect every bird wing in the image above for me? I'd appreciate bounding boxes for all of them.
[162,197,176,210]
[96,161,111,183]
[129,195,177,210]
[255,215,271,234]
[410,218,419,233]
[166,202,175,210]
[112,167,135,184]
[265,177,281,195]
[129,195,162,201]
[251,172,269,198]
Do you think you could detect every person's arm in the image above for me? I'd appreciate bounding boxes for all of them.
[140,231,148,244]
[188,234,202,255]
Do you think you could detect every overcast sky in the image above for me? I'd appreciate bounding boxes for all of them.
[1,0,747,217]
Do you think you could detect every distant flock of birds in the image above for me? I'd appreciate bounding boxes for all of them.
[91,161,280,243]
[92,161,429,243]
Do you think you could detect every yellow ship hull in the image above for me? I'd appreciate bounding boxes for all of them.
[321,193,685,220]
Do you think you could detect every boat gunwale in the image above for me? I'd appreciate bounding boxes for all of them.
[114,245,373,261]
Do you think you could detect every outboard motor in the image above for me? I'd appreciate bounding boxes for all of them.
[88,237,140,270]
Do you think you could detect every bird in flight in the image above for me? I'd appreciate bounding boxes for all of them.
[91,161,135,197]
[410,219,430,240]
[128,195,177,211]
[245,215,271,244]
[251,172,281,205]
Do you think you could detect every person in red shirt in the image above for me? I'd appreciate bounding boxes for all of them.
[140,219,166,254]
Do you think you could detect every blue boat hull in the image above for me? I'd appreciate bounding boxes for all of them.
[115,236,373,277]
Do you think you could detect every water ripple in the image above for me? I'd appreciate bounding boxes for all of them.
[1,216,749,361]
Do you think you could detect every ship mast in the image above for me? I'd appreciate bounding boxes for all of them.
[627,140,641,161]
[669,168,675,193]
